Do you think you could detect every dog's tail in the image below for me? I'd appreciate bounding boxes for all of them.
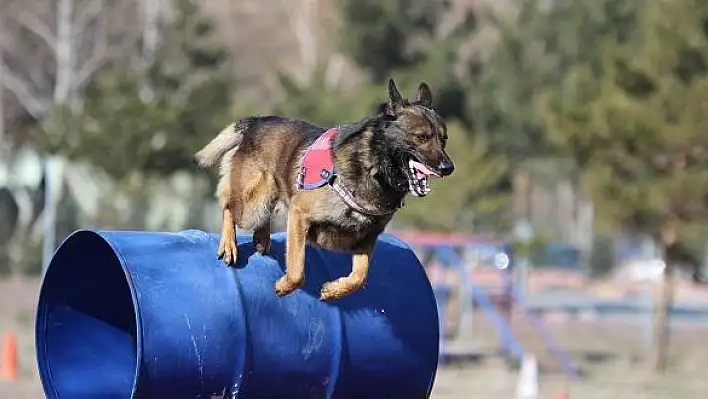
[193,121,247,168]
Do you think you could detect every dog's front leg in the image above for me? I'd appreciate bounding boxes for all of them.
[274,200,309,296]
[320,241,374,301]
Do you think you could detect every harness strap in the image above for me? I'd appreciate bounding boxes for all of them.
[331,180,400,217]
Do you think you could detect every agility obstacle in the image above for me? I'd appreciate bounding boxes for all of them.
[35,230,440,398]
[398,231,581,378]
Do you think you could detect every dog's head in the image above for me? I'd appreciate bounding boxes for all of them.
[377,78,454,197]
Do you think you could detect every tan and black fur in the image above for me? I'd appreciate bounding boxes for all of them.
[193,78,454,301]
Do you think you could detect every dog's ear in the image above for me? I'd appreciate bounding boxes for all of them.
[388,78,404,105]
[383,78,405,115]
[415,82,433,108]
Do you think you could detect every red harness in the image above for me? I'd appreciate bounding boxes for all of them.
[296,128,401,216]
[297,128,339,190]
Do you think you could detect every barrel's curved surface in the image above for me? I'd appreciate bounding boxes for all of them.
[35,229,440,399]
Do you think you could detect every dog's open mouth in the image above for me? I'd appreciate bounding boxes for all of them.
[406,158,440,197]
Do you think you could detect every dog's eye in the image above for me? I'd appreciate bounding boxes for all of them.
[418,135,431,142]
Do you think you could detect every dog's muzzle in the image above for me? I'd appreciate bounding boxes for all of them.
[406,159,440,197]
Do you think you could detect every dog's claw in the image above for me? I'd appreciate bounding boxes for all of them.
[320,278,355,301]
[274,276,302,297]
[217,237,238,266]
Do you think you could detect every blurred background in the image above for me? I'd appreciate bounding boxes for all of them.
[2,0,708,398]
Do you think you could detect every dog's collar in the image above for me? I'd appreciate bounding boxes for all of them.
[297,128,402,217]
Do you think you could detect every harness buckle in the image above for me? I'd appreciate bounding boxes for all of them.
[320,169,337,184]
[297,167,306,189]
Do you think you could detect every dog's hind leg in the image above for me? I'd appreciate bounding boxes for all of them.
[216,179,239,265]
[217,206,239,265]
[320,240,375,301]
[253,224,271,255]
[241,170,277,256]
[216,149,241,265]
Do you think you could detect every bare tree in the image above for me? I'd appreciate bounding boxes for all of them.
[280,0,319,81]
[277,0,345,88]
[142,0,165,66]
[138,0,172,102]
[0,0,127,122]
[0,0,144,274]
[0,46,5,149]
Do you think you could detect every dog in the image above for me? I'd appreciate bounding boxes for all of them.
[193,78,455,301]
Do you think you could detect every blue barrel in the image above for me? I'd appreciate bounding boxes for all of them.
[35,229,440,399]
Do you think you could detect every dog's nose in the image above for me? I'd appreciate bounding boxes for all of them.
[437,159,454,176]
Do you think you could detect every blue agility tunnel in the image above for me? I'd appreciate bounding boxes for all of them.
[35,229,440,399]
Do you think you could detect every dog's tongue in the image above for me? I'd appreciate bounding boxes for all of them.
[409,159,440,180]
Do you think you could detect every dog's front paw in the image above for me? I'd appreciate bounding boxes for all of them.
[320,278,356,301]
[217,236,238,266]
[274,276,303,297]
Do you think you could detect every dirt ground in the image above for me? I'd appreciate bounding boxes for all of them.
[433,318,708,399]
[2,278,707,399]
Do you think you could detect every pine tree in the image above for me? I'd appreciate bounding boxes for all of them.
[273,67,384,127]
[333,0,477,124]
[538,0,708,371]
[334,0,446,83]
[476,0,641,160]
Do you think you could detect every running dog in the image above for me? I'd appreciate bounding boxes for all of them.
[193,78,454,300]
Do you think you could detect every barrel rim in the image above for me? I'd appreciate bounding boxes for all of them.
[35,229,143,398]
